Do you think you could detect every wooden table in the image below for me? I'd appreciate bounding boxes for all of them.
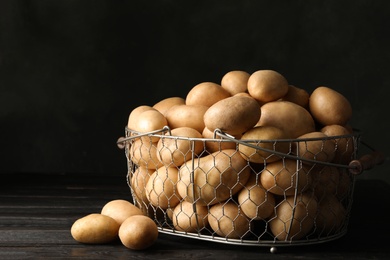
[1,172,389,259]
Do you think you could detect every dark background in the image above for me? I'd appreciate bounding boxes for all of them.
[0,0,389,183]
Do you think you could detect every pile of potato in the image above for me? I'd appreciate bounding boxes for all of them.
[125,69,356,242]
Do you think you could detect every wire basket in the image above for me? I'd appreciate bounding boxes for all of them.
[117,126,383,252]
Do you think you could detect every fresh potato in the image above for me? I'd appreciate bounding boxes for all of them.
[238,126,290,163]
[133,109,167,143]
[280,85,310,108]
[71,213,120,244]
[130,166,154,211]
[256,101,315,138]
[321,124,355,164]
[127,105,156,130]
[172,201,209,232]
[220,70,250,95]
[202,127,238,153]
[309,86,352,126]
[101,199,144,225]
[204,95,261,136]
[309,165,340,200]
[153,97,185,116]
[186,82,231,107]
[247,70,289,103]
[208,201,252,239]
[119,215,158,250]
[129,140,163,170]
[177,149,251,206]
[316,194,346,235]
[165,104,208,133]
[269,192,318,241]
[295,131,336,164]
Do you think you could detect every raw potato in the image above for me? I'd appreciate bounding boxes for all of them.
[256,101,315,138]
[309,86,353,126]
[71,213,120,244]
[165,104,208,133]
[133,110,168,143]
[177,149,251,206]
[129,140,163,170]
[172,201,209,232]
[316,194,346,235]
[208,201,251,239]
[186,82,231,107]
[247,70,289,103]
[202,127,238,153]
[119,215,158,250]
[321,124,355,164]
[295,131,336,164]
[260,158,311,196]
[131,167,154,211]
[145,166,181,210]
[269,192,318,241]
[220,70,250,95]
[310,165,340,200]
[280,85,310,108]
[156,127,204,167]
[204,95,261,136]
[238,126,290,163]
[127,105,156,130]
[101,199,144,225]
[153,97,185,116]
[238,174,275,220]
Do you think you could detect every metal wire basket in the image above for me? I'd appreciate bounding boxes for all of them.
[117,126,383,252]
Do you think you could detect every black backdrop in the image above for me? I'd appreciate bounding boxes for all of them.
[0,0,389,183]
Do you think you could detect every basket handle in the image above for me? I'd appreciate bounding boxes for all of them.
[348,150,385,175]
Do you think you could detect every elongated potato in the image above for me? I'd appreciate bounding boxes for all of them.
[186,82,231,107]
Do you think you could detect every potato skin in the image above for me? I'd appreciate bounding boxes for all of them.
[71,213,120,244]
[186,82,231,107]
[204,95,261,136]
[165,104,208,133]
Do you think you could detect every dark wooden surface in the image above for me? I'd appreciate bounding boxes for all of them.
[1,172,389,260]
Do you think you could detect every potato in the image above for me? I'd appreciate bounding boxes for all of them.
[280,85,310,108]
[321,124,355,164]
[204,95,261,136]
[101,199,144,225]
[260,158,311,196]
[119,215,158,250]
[172,201,209,232]
[133,109,167,143]
[71,213,120,244]
[238,126,290,163]
[156,127,204,167]
[145,166,181,210]
[247,70,289,103]
[208,201,252,239]
[309,86,353,126]
[186,82,231,107]
[127,105,155,130]
[256,101,315,138]
[220,70,250,95]
[165,104,208,133]
[153,97,185,116]
[238,174,275,220]
[316,194,346,235]
[130,167,154,213]
[129,140,163,170]
[202,127,238,153]
[269,192,318,241]
[295,131,336,164]
[309,165,340,200]
[177,149,251,206]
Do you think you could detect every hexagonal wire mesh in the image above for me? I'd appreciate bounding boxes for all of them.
[119,126,367,248]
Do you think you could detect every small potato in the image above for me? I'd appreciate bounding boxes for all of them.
[260,158,311,196]
[280,85,310,108]
[101,199,144,225]
[202,127,238,153]
[131,167,154,211]
[186,82,231,107]
[321,124,355,164]
[119,215,158,250]
[133,110,167,143]
[177,149,251,206]
[295,132,336,164]
[208,201,252,239]
[153,97,185,116]
[172,201,209,232]
[71,213,120,244]
[256,101,315,138]
[129,140,163,170]
[220,70,250,95]
[238,174,275,220]
[145,166,181,210]
[204,95,261,136]
[127,105,156,130]
[165,104,208,133]
[269,192,318,241]
[238,126,290,164]
[316,194,346,235]
[309,165,340,200]
[309,86,353,126]
[247,70,289,103]
[156,127,204,167]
